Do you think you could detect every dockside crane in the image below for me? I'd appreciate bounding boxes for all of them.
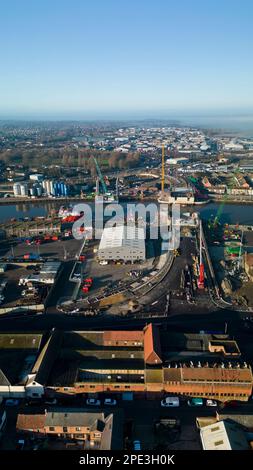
[92,156,113,199]
[198,220,205,289]
[161,144,165,192]
[237,229,244,271]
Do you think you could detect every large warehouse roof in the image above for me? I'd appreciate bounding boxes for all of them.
[99,225,145,250]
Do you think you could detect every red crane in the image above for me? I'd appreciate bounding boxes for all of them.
[198,221,205,289]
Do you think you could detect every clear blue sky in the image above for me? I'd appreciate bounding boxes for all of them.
[1,0,253,118]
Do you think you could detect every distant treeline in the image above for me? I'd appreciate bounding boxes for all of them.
[0,148,139,173]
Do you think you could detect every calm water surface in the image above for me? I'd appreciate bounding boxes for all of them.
[0,201,252,225]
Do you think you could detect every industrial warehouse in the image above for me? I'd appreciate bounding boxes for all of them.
[98,225,146,263]
[1,325,252,403]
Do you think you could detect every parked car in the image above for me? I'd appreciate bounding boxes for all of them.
[160,397,180,407]
[104,398,117,406]
[133,440,141,451]
[5,399,19,406]
[206,399,218,407]
[16,439,25,450]
[25,399,42,406]
[187,398,203,407]
[86,398,101,406]
[223,400,239,408]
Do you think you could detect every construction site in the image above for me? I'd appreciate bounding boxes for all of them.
[205,212,253,308]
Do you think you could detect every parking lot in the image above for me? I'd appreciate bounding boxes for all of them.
[75,239,156,299]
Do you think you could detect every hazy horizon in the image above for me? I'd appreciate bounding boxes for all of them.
[1,111,253,137]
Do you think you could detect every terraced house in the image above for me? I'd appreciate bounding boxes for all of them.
[16,410,118,450]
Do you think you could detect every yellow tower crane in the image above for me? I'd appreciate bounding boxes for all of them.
[161,144,165,192]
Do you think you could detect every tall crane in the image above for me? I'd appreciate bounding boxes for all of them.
[237,229,244,271]
[207,192,227,230]
[93,156,108,195]
[161,145,165,192]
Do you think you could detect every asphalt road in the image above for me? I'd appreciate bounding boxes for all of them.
[0,305,251,337]
[46,260,76,310]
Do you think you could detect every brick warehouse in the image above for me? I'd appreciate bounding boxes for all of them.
[34,325,253,402]
[0,325,252,402]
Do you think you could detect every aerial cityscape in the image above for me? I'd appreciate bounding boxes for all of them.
[1,0,253,461]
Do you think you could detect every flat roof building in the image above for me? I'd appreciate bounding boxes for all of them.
[98,225,145,263]
[200,420,250,450]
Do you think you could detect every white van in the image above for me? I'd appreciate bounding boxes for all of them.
[161,396,180,407]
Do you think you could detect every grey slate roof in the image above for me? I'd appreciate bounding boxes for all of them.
[44,410,109,432]
[0,368,10,386]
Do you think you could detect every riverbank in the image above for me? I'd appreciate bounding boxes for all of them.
[2,195,253,206]
[0,196,89,205]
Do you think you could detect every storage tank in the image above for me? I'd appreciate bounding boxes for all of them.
[52,182,58,196]
[56,182,61,196]
[20,183,28,197]
[29,187,36,197]
[60,182,65,196]
[42,180,52,195]
[13,182,22,197]
[36,184,43,197]
[49,180,54,195]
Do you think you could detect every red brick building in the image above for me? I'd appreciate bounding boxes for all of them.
[28,325,252,403]
[16,410,116,449]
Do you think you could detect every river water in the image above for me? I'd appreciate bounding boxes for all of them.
[0,200,253,225]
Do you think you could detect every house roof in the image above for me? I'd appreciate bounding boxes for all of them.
[32,330,63,385]
[16,410,112,433]
[63,331,104,348]
[16,414,46,431]
[0,333,42,350]
[163,366,253,383]
[200,420,250,450]
[197,414,253,431]
[99,225,145,251]
[45,411,109,431]
[181,366,252,382]
[103,331,143,343]
[0,333,43,385]
[0,368,11,386]
[163,368,182,382]
[145,368,163,383]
